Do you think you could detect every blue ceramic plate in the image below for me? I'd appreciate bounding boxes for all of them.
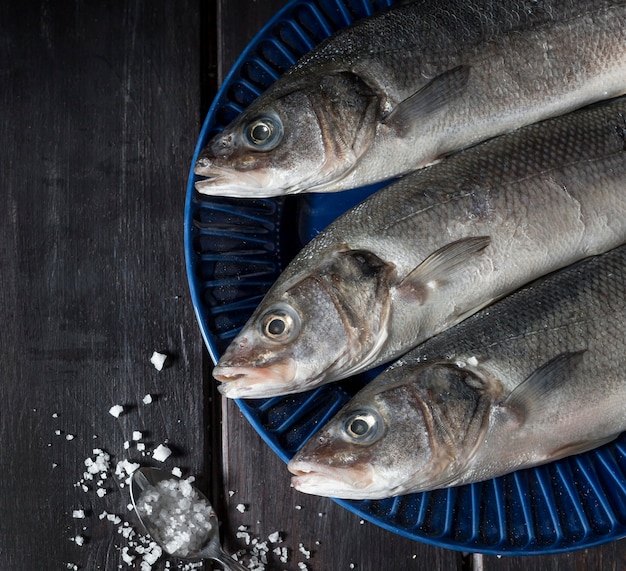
[184,0,626,554]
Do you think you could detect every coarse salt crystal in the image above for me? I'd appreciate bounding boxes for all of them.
[116,459,140,479]
[142,394,153,404]
[66,434,75,441]
[96,488,107,498]
[236,530,251,545]
[236,503,246,513]
[152,444,172,462]
[467,356,479,366]
[171,467,182,478]
[132,431,143,441]
[72,509,85,519]
[150,351,168,371]
[72,535,85,546]
[268,531,282,543]
[109,405,124,418]
[298,543,311,559]
[121,547,135,564]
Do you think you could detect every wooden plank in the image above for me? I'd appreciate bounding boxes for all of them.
[0,1,204,569]
[481,543,626,571]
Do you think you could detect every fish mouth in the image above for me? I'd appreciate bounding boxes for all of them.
[213,358,298,398]
[288,460,377,500]
[193,163,276,198]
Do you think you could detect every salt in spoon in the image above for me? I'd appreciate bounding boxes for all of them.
[130,467,248,571]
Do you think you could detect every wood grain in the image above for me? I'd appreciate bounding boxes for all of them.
[1,1,204,569]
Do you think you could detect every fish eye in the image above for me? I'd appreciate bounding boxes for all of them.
[343,410,384,444]
[260,304,300,342]
[244,115,283,150]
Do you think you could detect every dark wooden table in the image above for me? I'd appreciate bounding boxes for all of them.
[2,1,626,570]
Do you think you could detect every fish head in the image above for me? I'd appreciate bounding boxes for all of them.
[288,361,495,499]
[194,72,380,197]
[214,248,395,398]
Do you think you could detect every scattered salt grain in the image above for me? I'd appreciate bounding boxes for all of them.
[52,413,59,418]
[274,545,289,563]
[134,477,213,557]
[72,509,86,519]
[349,564,356,569]
[72,535,85,546]
[467,356,479,367]
[298,543,311,559]
[171,467,182,478]
[150,351,168,371]
[96,488,107,498]
[123,441,130,450]
[132,431,143,441]
[268,531,282,543]
[142,394,153,405]
[116,459,140,483]
[236,503,246,513]
[294,505,302,510]
[152,444,172,462]
[236,528,251,545]
[137,443,146,452]
[228,490,236,497]
[121,547,135,565]
[298,563,308,570]
[109,405,124,418]
[66,434,75,441]
[55,430,62,436]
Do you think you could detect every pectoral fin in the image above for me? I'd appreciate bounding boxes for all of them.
[497,351,586,427]
[383,65,471,136]
[396,236,491,303]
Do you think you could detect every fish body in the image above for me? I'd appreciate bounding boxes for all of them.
[289,244,626,499]
[195,0,626,197]
[214,96,626,398]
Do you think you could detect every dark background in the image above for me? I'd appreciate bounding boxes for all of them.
[1,1,625,569]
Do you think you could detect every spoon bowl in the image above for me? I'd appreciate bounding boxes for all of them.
[130,467,248,571]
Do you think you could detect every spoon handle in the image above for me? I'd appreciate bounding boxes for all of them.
[212,550,249,571]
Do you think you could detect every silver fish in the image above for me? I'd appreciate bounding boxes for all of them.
[194,0,626,197]
[289,244,626,499]
[213,96,626,399]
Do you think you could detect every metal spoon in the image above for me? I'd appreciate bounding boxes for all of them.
[130,467,248,571]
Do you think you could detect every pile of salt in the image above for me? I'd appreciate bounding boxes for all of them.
[134,478,214,558]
